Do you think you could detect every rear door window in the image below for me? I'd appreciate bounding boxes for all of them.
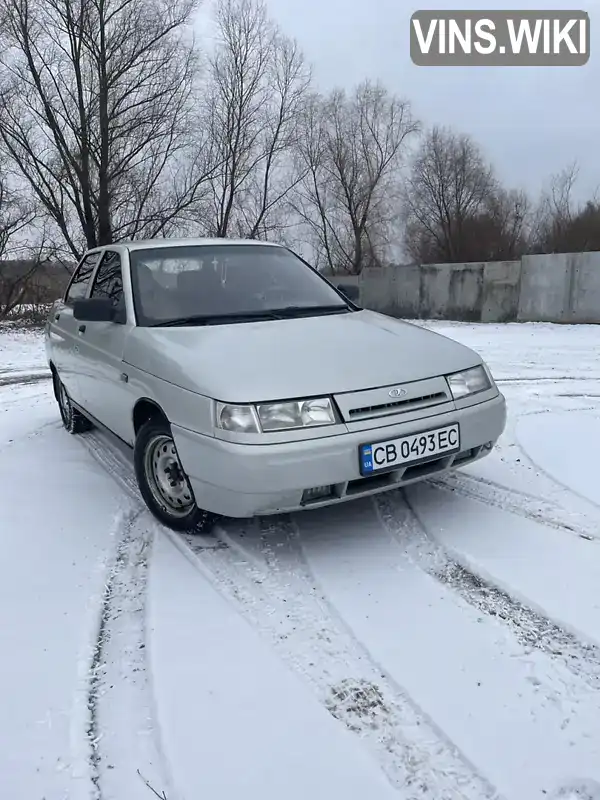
[90,250,124,308]
[64,253,101,304]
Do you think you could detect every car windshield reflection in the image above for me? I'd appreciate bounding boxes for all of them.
[129,244,350,326]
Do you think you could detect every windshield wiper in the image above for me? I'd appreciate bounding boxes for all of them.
[150,305,351,327]
[269,304,351,318]
[150,310,286,327]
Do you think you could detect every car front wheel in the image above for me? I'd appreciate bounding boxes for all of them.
[133,418,218,535]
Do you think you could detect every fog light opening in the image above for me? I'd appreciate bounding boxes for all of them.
[302,485,335,504]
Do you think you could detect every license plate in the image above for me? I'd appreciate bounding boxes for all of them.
[359,423,460,475]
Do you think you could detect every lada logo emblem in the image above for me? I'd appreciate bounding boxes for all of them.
[388,387,407,398]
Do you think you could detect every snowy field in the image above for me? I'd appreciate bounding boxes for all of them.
[1,321,600,800]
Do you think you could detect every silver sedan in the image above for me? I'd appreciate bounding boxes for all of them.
[45,238,506,534]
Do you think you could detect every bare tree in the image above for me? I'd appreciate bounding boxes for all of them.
[403,126,531,264]
[200,0,311,239]
[486,188,529,259]
[0,0,214,259]
[0,168,44,319]
[403,126,492,263]
[531,163,600,253]
[292,82,418,274]
[288,92,334,269]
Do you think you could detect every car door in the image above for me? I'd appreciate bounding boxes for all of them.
[75,249,136,443]
[47,251,102,405]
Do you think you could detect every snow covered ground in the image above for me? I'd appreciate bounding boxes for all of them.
[1,320,600,800]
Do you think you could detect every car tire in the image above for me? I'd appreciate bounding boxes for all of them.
[134,418,219,535]
[54,374,93,434]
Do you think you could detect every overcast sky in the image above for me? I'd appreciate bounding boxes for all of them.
[255,0,598,203]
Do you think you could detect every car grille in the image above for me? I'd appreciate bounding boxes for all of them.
[334,376,451,423]
[347,391,447,419]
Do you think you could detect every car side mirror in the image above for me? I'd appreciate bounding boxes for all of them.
[112,298,127,324]
[73,297,115,322]
[336,283,360,303]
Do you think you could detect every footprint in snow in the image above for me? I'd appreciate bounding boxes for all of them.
[549,779,600,800]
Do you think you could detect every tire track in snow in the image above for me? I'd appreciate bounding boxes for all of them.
[78,434,174,800]
[375,490,600,692]
[81,430,498,799]
[511,427,600,516]
[198,517,499,800]
[85,507,140,798]
[81,428,600,797]
[497,376,600,385]
[0,372,51,386]
[428,383,600,541]
[294,496,600,797]
[427,472,600,542]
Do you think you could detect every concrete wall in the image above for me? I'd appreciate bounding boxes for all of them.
[353,252,600,323]
[517,251,600,323]
[482,260,522,323]
[359,265,421,318]
[420,263,485,321]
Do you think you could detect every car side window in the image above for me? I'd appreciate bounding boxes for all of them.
[90,250,125,309]
[64,253,100,304]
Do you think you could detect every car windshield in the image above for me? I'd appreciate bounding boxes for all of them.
[128,244,350,326]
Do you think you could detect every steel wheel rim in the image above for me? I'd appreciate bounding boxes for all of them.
[144,434,195,516]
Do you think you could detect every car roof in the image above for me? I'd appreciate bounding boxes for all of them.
[93,238,284,253]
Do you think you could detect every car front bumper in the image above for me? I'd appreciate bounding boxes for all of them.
[172,392,507,518]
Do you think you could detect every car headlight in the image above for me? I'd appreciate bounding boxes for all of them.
[216,397,337,433]
[216,403,260,433]
[446,365,491,399]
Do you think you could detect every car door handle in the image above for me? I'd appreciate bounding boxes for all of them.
[78,324,86,334]
[54,313,60,321]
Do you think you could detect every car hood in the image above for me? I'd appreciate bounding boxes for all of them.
[123,310,483,402]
